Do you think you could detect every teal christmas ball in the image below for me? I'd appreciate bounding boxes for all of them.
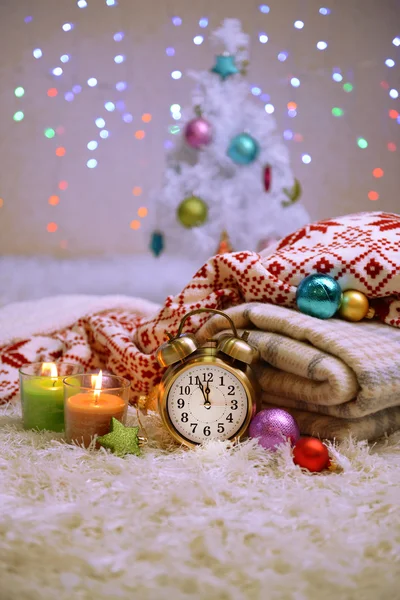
[296,273,343,319]
[227,133,260,165]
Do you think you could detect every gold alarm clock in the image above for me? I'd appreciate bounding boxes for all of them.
[156,308,260,448]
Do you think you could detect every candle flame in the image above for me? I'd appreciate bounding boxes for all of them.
[91,370,103,398]
[41,362,58,378]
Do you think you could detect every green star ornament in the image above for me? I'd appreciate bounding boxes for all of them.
[97,418,142,457]
[211,54,239,80]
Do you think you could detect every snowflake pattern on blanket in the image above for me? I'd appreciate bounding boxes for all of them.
[1,211,399,404]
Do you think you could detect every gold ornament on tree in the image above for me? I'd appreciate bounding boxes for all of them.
[177,195,208,228]
[339,290,375,322]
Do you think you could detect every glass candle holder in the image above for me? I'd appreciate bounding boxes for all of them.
[63,372,130,447]
[19,362,84,432]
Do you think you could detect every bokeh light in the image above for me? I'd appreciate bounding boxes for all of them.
[116,81,127,91]
[44,128,55,138]
[77,0,87,7]
[52,67,63,76]
[0,198,4,208]
[132,187,142,196]
[283,129,293,140]
[62,23,74,32]
[13,111,24,122]
[172,16,182,26]
[100,130,109,138]
[316,41,328,50]
[287,102,297,110]
[47,88,58,97]
[392,37,400,46]
[277,51,288,62]
[135,130,145,139]
[259,33,268,43]
[199,17,208,27]
[251,86,262,96]
[332,107,344,117]
[14,87,25,97]
[372,168,384,178]
[87,159,98,168]
[388,142,396,152]
[65,92,74,102]
[113,32,124,41]
[343,83,353,92]
[259,4,270,13]
[95,118,106,128]
[357,137,368,149]
[87,141,98,150]
[87,78,97,87]
[55,147,66,157]
[385,58,395,67]
[47,222,58,232]
[368,191,379,201]
[166,47,175,56]
[290,77,300,87]
[130,220,141,230]
[114,55,125,63]
[58,181,68,191]
[142,113,152,123]
[122,113,133,123]
[294,21,304,29]
[105,102,115,111]
[389,89,399,99]
[389,109,399,119]
[33,48,42,59]
[60,54,70,63]
[48,195,60,206]
[171,70,182,80]
[193,36,204,45]
[302,154,311,164]
[319,7,331,15]
[138,207,148,217]
[265,103,275,114]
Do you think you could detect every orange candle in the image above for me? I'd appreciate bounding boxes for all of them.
[64,371,129,447]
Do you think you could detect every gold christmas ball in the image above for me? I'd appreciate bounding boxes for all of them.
[339,290,370,321]
[177,195,208,228]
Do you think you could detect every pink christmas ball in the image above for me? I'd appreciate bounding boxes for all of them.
[249,408,300,451]
[184,117,212,148]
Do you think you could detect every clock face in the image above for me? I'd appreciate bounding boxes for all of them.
[166,363,249,445]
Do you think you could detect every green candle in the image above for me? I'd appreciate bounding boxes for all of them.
[21,376,65,432]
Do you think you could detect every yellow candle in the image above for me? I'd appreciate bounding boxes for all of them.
[65,392,126,447]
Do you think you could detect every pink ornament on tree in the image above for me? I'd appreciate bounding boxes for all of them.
[249,408,300,451]
[184,117,213,148]
[263,165,272,191]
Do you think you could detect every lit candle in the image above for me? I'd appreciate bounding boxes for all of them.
[19,362,82,432]
[64,371,129,447]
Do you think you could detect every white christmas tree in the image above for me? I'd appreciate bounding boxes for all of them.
[150,19,309,261]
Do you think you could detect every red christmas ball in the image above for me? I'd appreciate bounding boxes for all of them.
[293,437,330,472]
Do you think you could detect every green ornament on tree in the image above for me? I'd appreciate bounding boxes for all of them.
[177,195,208,228]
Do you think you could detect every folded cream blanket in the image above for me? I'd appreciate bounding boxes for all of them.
[197,303,400,440]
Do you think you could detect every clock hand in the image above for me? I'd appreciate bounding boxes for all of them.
[204,383,211,410]
[198,381,210,407]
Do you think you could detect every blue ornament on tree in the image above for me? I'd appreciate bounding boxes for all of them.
[150,231,164,257]
[296,273,343,319]
[227,133,260,165]
[211,54,239,80]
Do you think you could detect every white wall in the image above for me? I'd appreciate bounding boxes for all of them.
[0,0,399,256]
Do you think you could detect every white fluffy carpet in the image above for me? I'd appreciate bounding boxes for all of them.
[1,405,399,600]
